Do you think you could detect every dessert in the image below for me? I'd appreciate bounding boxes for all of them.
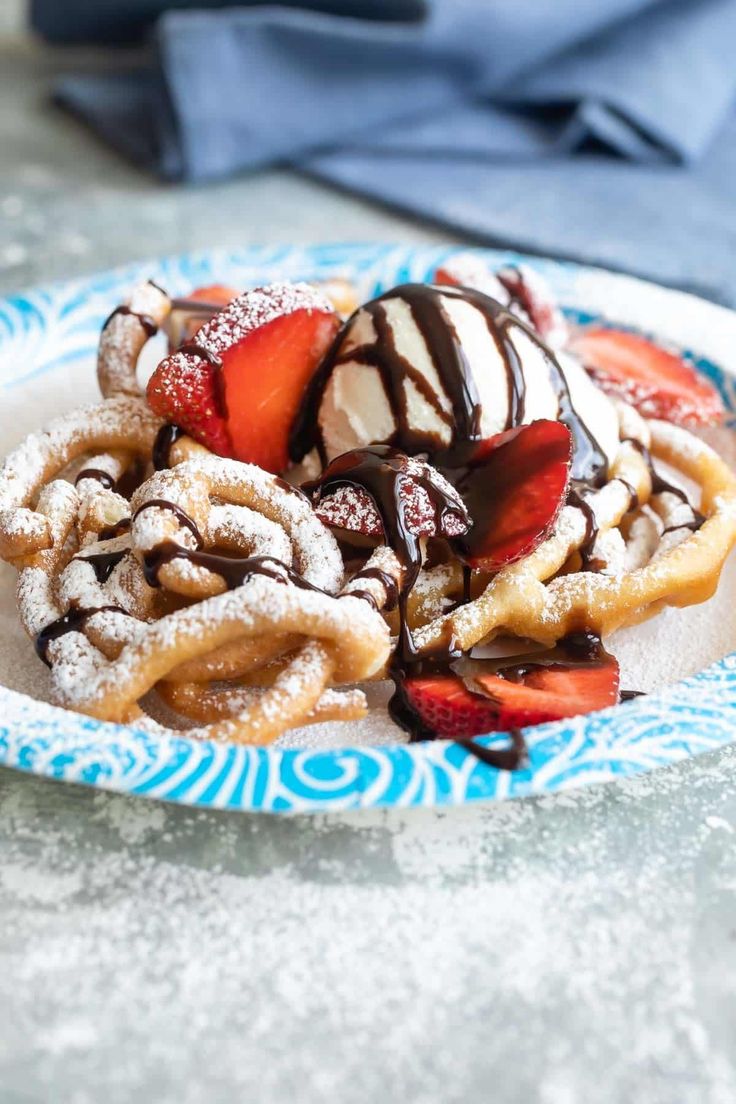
[1,258,735,763]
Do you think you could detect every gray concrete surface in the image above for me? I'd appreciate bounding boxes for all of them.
[2,39,736,1104]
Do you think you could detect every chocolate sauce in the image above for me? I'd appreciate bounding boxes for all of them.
[461,563,472,606]
[274,476,310,503]
[289,282,608,485]
[623,437,704,531]
[617,477,639,509]
[566,484,600,569]
[35,605,126,666]
[99,517,131,541]
[457,729,527,770]
[75,548,127,584]
[75,468,115,490]
[115,459,147,501]
[387,633,530,769]
[620,689,645,701]
[152,424,185,471]
[103,304,158,337]
[131,499,204,549]
[342,566,400,612]
[142,543,322,594]
[305,445,468,662]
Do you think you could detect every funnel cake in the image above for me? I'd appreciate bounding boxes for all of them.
[0,266,734,757]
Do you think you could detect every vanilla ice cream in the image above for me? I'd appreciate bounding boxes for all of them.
[315,283,620,483]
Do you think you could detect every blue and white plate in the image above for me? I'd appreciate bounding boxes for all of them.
[2,243,736,814]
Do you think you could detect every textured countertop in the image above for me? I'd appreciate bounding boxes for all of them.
[2,40,736,1104]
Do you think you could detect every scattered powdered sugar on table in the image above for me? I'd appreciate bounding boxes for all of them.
[1,744,736,1103]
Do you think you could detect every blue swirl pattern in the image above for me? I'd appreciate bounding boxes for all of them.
[1,243,735,813]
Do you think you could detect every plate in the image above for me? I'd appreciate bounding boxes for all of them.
[2,243,736,814]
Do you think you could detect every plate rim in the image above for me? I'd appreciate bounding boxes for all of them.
[2,241,736,814]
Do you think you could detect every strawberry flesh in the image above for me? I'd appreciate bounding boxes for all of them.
[450,420,572,572]
[147,282,340,471]
[223,307,340,473]
[570,326,723,427]
[434,256,509,302]
[147,344,234,458]
[401,645,619,739]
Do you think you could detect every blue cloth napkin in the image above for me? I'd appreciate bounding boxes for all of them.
[53,0,736,303]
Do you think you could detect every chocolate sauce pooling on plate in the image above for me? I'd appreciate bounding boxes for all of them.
[290,282,608,485]
[456,730,527,770]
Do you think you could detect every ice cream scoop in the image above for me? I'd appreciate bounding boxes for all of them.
[291,283,619,486]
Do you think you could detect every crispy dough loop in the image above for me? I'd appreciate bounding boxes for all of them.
[129,457,344,596]
[0,396,162,562]
[48,581,390,744]
[411,423,736,651]
[97,281,171,398]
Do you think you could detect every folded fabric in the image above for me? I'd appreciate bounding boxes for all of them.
[52,0,736,303]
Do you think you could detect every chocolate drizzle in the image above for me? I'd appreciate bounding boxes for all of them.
[456,729,527,770]
[343,566,400,612]
[305,445,468,663]
[75,548,127,584]
[132,499,204,549]
[152,424,186,471]
[289,282,608,485]
[142,543,323,594]
[35,605,126,665]
[103,304,158,337]
[566,484,600,569]
[99,517,131,541]
[75,468,116,490]
[624,437,704,532]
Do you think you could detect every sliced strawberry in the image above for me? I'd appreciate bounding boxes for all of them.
[148,282,340,471]
[402,651,619,738]
[451,420,571,572]
[146,346,234,457]
[188,284,240,307]
[495,264,568,347]
[170,285,241,347]
[434,254,509,302]
[570,327,723,427]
